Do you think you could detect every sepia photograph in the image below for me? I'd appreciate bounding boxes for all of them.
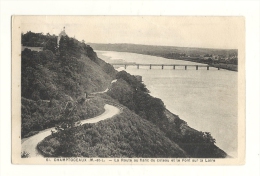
[12,16,245,165]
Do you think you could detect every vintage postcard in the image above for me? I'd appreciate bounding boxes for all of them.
[12,16,245,165]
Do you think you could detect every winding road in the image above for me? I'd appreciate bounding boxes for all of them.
[21,80,120,158]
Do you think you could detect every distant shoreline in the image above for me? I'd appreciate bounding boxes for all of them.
[97,49,238,72]
[91,43,238,72]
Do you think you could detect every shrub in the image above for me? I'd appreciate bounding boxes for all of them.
[21,151,30,158]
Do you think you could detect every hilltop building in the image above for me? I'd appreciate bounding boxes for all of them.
[57,27,67,47]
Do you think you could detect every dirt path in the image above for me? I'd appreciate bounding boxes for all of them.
[90,79,117,94]
[21,79,119,158]
[21,104,120,158]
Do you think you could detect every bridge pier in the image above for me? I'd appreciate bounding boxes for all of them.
[185,65,187,70]
[207,66,209,70]
[137,64,139,69]
[150,64,151,69]
[196,65,198,70]
[162,65,164,69]
[173,65,175,70]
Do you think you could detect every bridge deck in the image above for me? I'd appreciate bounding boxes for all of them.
[110,63,220,70]
[111,63,210,67]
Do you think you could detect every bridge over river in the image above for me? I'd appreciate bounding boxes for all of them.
[111,63,220,70]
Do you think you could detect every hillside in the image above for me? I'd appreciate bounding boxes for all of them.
[22,32,227,158]
[21,32,116,138]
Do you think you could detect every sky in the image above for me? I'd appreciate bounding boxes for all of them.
[19,16,244,49]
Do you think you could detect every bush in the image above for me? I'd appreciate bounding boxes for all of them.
[21,151,30,158]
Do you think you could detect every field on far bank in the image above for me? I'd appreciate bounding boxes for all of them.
[211,63,238,71]
[89,43,238,71]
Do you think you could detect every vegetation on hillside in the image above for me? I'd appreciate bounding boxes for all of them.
[22,96,105,138]
[38,107,188,158]
[21,32,116,138]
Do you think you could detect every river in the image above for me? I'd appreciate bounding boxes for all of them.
[96,50,238,157]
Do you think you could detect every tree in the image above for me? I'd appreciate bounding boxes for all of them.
[207,58,213,64]
[51,101,81,156]
[55,101,80,131]
[202,132,216,144]
[21,151,30,158]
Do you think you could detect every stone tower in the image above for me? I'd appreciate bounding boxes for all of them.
[57,26,67,47]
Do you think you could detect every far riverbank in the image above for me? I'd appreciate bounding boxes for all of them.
[89,43,238,71]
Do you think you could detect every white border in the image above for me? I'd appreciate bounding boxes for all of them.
[1,0,259,176]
